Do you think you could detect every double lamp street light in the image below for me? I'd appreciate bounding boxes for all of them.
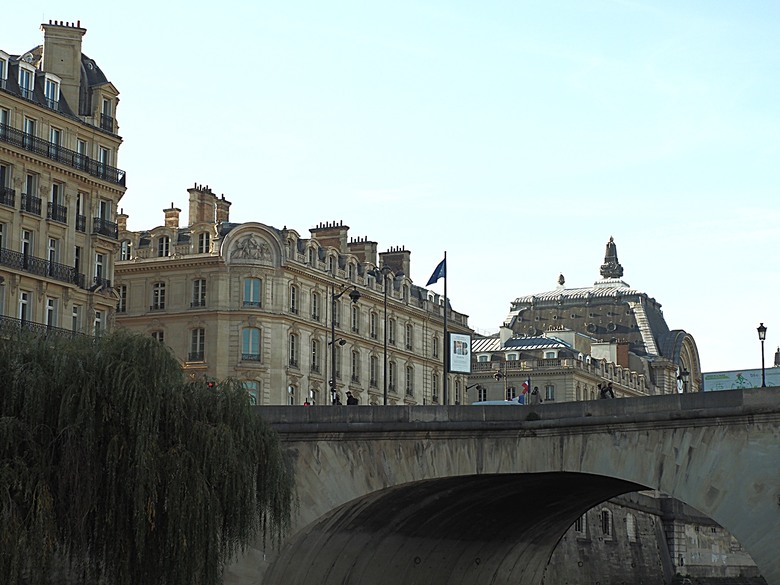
[330,285,361,404]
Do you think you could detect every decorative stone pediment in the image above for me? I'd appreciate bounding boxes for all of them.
[230,233,273,264]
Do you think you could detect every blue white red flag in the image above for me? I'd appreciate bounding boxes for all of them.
[522,378,531,394]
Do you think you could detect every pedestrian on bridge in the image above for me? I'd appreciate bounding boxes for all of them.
[346,391,359,405]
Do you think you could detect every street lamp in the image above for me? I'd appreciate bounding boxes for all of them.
[757,323,767,388]
[330,285,361,404]
[368,265,392,405]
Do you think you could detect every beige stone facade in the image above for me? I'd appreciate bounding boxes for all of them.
[0,21,126,337]
[115,185,470,406]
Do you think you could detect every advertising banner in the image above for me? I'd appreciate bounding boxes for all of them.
[449,333,471,374]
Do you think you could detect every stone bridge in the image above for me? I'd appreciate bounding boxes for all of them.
[225,388,780,585]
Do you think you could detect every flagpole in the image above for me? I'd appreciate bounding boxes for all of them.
[443,250,448,405]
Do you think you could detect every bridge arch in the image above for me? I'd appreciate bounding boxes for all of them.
[225,389,780,585]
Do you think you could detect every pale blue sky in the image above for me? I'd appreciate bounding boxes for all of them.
[7,1,780,374]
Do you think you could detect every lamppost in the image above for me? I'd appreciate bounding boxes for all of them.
[757,322,767,388]
[369,265,392,405]
[330,285,361,404]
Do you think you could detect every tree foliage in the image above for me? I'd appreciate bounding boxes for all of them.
[0,330,294,585]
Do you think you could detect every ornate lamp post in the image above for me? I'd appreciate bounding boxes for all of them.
[757,323,767,388]
[330,285,360,404]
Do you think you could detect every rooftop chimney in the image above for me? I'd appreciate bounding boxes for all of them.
[163,202,181,228]
[40,21,86,115]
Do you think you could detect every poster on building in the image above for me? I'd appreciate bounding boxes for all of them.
[449,333,472,373]
[703,368,780,391]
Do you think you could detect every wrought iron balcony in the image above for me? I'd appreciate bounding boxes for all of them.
[0,314,84,339]
[76,214,86,233]
[92,276,112,290]
[100,113,114,133]
[0,248,84,287]
[21,193,41,215]
[47,202,68,223]
[0,123,126,186]
[243,300,261,308]
[241,353,261,362]
[93,217,118,239]
[0,186,14,208]
[187,352,205,362]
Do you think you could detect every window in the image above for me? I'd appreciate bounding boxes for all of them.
[48,238,59,265]
[18,65,34,99]
[432,373,439,402]
[0,223,3,249]
[71,305,82,332]
[334,299,341,328]
[117,284,127,313]
[455,380,461,404]
[197,231,210,254]
[545,351,557,359]
[289,333,298,367]
[311,339,320,373]
[243,380,259,406]
[545,384,555,402]
[190,328,205,361]
[328,256,335,274]
[405,323,413,350]
[478,385,487,402]
[21,230,32,266]
[157,235,170,257]
[351,350,360,382]
[433,335,439,358]
[370,356,378,387]
[100,98,114,132]
[45,298,57,328]
[307,247,315,265]
[243,278,261,307]
[575,513,587,535]
[405,366,414,396]
[506,386,517,401]
[626,513,637,543]
[388,318,396,345]
[98,147,111,178]
[289,284,298,314]
[600,509,613,538]
[49,127,61,159]
[75,192,86,231]
[76,140,88,170]
[22,173,39,214]
[152,282,166,310]
[311,291,320,320]
[151,330,164,344]
[44,76,60,110]
[348,263,355,281]
[351,304,359,332]
[23,118,36,151]
[94,253,105,284]
[192,279,206,307]
[507,353,518,361]
[94,310,104,335]
[74,246,82,274]
[287,385,296,406]
[0,53,7,88]
[241,327,261,361]
[369,312,377,339]
[388,361,396,392]
[120,240,132,260]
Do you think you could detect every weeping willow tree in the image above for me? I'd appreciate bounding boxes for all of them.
[0,329,294,585]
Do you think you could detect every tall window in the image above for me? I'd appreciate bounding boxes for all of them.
[243,278,261,307]
[311,291,320,321]
[192,279,206,307]
[45,78,60,110]
[243,380,259,406]
[48,238,59,265]
[71,305,81,332]
[287,385,296,405]
[117,284,127,313]
[575,514,587,535]
[369,312,377,339]
[18,66,33,99]
[388,361,396,392]
[197,232,210,254]
[152,282,166,310]
[455,380,461,404]
[76,140,88,170]
[351,350,360,382]
[351,305,359,332]
[405,366,414,396]
[348,263,355,281]
[388,318,396,345]
[432,373,439,402]
[120,240,132,260]
[94,253,105,284]
[241,327,261,361]
[157,235,170,257]
[545,384,555,402]
[151,330,165,344]
[478,385,487,402]
[405,323,413,350]
[45,298,57,328]
[311,339,320,372]
[289,284,298,314]
[94,310,104,335]
[600,509,613,538]
[23,118,35,150]
[49,127,61,159]
[190,328,205,361]
[432,335,439,358]
[506,386,517,401]
[21,229,33,260]
[370,356,378,387]
[627,513,637,543]
[288,333,298,366]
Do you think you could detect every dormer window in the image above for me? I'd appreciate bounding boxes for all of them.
[158,235,170,257]
[18,63,35,100]
[197,232,210,254]
[44,74,61,111]
[100,98,114,132]
[0,51,9,89]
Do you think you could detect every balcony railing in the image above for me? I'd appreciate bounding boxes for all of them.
[243,300,261,308]
[0,248,84,287]
[0,314,84,339]
[47,202,68,223]
[190,300,206,308]
[0,123,126,186]
[187,352,204,362]
[21,193,41,215]
[93,217,118,239]
[0,186,14,208]
[76,214,86,233]
[241,353,260,362]
[100,113,115,133]
[92,276,112,290]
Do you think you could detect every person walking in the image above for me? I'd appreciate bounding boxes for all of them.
[346,391,359,405]
[529,386,542,405]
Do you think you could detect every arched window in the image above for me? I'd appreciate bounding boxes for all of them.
[575,513,587,535]
[241,327,261,361]
[157,235,170,257]
[287,384,296,405]
[405,365,414,396]
[432,335,439,358]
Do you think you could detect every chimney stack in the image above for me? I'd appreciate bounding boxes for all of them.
[163,202,181,228]
[40,21,86,115]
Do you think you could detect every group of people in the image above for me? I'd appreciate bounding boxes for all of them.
[598,382,615,399]
[328,391,359,406]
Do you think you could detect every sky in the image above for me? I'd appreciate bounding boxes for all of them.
[6,1,780,374]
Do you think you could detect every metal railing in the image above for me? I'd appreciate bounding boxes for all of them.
[21,193,41,215]
[47,202,68,223]
[241,353,261,362]
[0,123,126,186]
[100,113,114,133]
[187,352,204,362]
[0,186,14,207]
[0,248,84,287]
[92,217,118,239]
[75,214,86,232]
[0,314,85,339]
